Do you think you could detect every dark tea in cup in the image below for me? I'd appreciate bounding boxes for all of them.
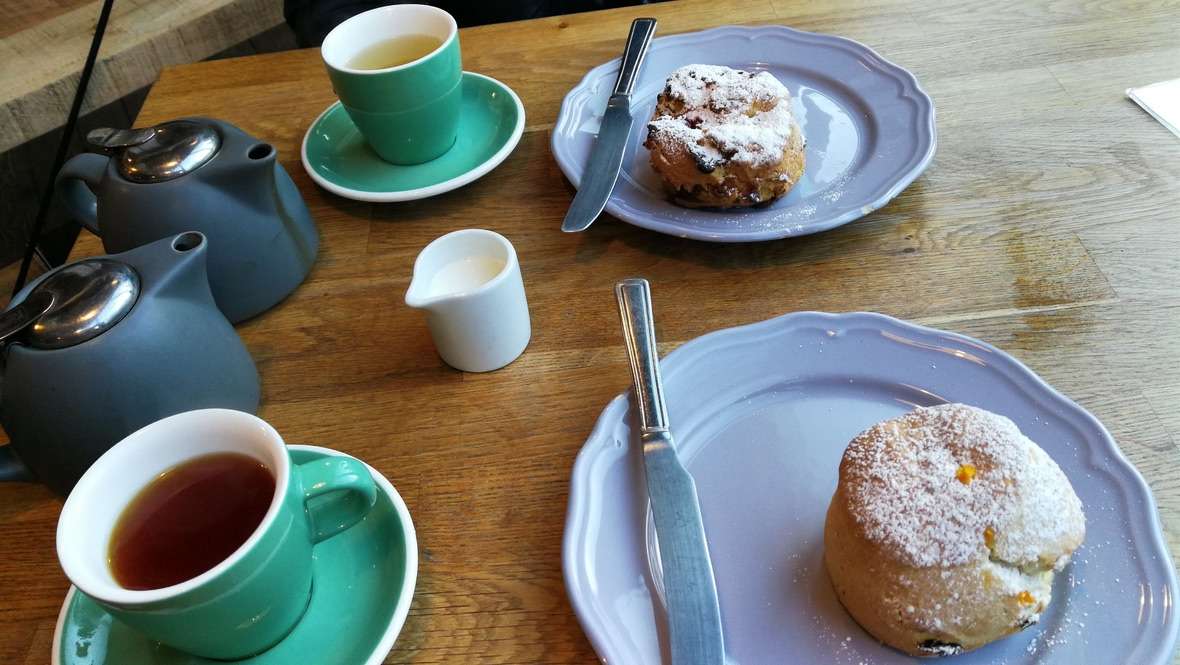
[108,452,275,590]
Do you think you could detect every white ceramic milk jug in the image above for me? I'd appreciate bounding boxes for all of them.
[405,229,531,372]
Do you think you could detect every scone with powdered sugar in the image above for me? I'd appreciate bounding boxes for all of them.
[643,64,805,208]
[824,403,1085,657]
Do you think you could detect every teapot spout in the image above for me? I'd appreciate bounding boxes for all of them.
[135,232,212,300]
[167,231,209,273]
[201,139,278,209]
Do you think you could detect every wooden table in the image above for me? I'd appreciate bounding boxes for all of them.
[3,0,1180,661]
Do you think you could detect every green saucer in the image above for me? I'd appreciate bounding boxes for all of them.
[301,71,524,202]
[53,446,417,665]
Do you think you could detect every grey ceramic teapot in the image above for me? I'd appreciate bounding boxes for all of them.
[0,232,260,495]
[56,117,319,323]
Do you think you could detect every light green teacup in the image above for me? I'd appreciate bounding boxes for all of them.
[56,409,377,660]
[321,4,462,164]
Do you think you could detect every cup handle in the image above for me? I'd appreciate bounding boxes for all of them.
[295,455,378,543]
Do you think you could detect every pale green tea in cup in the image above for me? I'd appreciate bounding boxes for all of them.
[321,4,463,164]
[348,34,444,70]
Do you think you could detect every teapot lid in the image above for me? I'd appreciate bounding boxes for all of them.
[87,120,221,183]
[21,259,140,349]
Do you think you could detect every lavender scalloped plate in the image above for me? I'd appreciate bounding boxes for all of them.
[550,26,936,242]
[563,312,1178,664]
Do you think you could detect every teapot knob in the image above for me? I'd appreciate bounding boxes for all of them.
[89,120,221,183]
[86,127,157,152]
[4,260,140,349]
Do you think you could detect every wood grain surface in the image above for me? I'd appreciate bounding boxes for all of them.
[3,0,1180,662]
[0,0,284,152]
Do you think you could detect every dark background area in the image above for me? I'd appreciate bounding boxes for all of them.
[285,0,657,46]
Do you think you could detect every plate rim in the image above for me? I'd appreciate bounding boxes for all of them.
[301,71,525,203]
[550,24,937,242]
[51,444,419,665]
[562,310,1180,663]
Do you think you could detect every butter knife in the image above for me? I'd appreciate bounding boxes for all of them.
[562,18,657,233]
[615,278,726,665]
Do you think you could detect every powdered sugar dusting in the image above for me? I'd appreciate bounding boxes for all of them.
[646,64,797,170]
[663,64,787,111]
[840,404,1085,569]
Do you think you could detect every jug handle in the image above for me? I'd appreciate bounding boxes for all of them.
[56,153,109,235]
[0,447,31,482]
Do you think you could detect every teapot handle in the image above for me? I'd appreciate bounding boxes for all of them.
[56,153,109,235]
[0,447,32,482]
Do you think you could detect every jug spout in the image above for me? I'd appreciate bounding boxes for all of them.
[404,275,439,311]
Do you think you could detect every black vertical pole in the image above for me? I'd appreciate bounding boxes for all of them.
[13,0,117,293]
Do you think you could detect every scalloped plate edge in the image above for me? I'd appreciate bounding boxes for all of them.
[562,311,1179,664]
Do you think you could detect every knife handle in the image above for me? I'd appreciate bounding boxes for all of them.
[615,278,669,433]
[612,18,657,98]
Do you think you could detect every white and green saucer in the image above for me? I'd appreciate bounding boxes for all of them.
[53,446,417,665]
[301,71,525,202]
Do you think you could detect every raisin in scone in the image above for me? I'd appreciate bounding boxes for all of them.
[644,64,805,208]
[824,403,1085,657]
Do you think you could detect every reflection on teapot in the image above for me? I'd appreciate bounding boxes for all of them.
[0,233,260,495]
[56,117,319,323]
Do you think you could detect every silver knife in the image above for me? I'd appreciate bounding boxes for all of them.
[615,278,726,665]
[562,18,657,233]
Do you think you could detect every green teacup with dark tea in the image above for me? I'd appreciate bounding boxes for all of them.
[57,409,377,660]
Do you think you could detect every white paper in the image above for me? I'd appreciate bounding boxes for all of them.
[1128,78,1180,138]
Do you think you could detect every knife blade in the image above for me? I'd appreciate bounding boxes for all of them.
[615,278,726,665]
[561,18,657,233]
